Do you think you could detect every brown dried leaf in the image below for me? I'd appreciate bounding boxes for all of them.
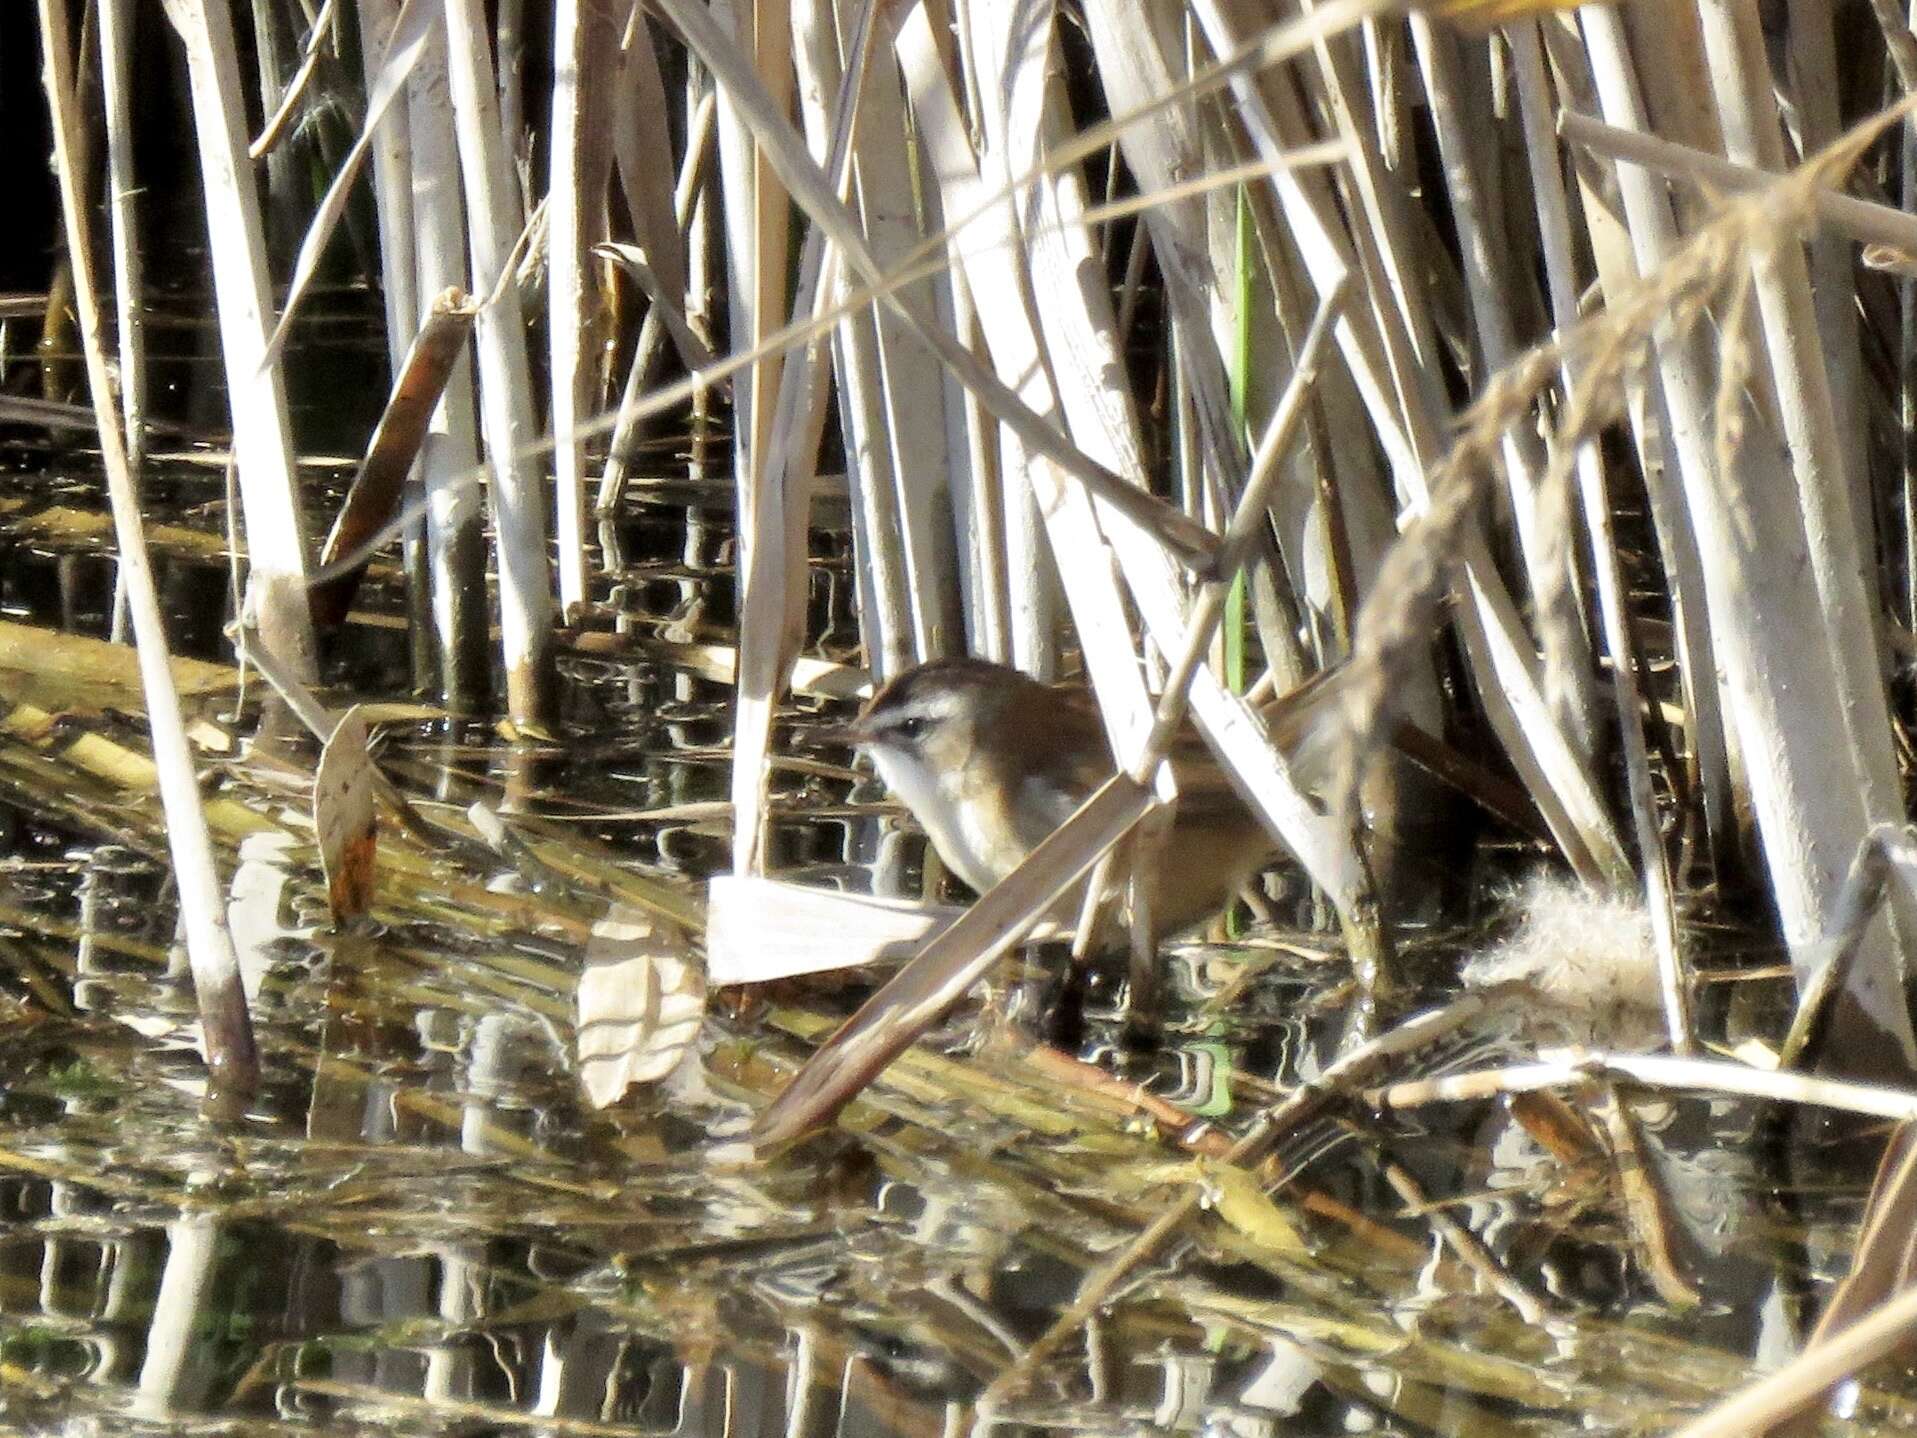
[314,706,378,926]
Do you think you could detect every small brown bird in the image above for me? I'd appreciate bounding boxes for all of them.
[842,655,1329,934]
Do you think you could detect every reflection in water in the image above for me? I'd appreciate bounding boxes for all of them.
[0,470,1913,1435]
[2,829,1905,1435]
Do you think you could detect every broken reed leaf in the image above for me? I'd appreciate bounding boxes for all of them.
[592,241,717,374]
[466,800,511,852]
[246,0,335,161]
[705,875,963,985]
[577,905,704,1107]
[467,800,595,901]
[315,706,379,927]
[311,289,478,628]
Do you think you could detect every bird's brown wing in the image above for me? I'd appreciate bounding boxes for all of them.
[996,685,1116,852]
[1048,683,1262,827]
[997,668,1358,835]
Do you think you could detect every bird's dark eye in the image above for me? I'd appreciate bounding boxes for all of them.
[895,716,928,741]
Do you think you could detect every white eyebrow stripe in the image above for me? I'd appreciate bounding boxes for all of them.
[875,692,961,729]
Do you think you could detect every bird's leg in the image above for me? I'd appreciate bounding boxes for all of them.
[1040,824,1148,1051]
[1040,940,1090,1052]
[993,941,1071,1050]
[1032,840,1123,1052]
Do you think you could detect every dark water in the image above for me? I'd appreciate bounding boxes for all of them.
[0,457,1912,1437]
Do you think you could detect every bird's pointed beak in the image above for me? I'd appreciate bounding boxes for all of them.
[822,711,878,749]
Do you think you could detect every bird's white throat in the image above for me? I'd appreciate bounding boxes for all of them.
[868,747,1008,895]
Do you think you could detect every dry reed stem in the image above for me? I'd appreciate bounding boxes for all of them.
[443,0,555,723]
[1871,0,1917,91]
[1507,20,1689,1047]
[1374,1051,1917,1122]
[249,0,336,159]
[1328,94,1917,821]
[311,80,1353,579]
[97,0,145,478]
[1806,1121,1917,1372]
[162,0,319,687]
[1561,109,1917,256]
[41,0,260,1099]
[400,10,488,711]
